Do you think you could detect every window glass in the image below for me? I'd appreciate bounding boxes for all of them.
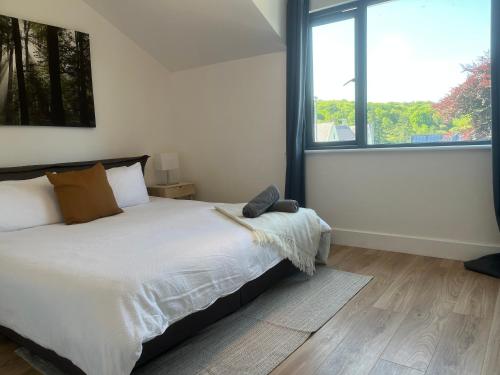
[312,18,356,143]
[367,0,492,145]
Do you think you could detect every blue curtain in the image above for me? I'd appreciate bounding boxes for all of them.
[464,0,500,277]
[493,0,500,227]
[285,0,310,207]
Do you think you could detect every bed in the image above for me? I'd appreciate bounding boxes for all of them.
[0,156,331,375]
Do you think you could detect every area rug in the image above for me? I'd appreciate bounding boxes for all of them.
[16,266,372,375]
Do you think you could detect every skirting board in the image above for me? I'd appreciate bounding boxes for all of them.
[332,228,500,261]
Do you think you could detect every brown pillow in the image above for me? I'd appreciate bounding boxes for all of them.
[46,163,123,224]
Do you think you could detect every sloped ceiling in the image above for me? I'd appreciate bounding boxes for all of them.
[83,0,286,72]
[252,0,286,41]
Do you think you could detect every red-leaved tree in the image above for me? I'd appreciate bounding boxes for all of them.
[434,54,491,140]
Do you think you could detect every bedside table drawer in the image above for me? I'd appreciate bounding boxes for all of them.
[148,183,196,199]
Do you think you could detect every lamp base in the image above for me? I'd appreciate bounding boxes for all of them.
[157,170,179,186]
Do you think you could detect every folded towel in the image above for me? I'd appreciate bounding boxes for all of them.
[268,200,299,213]
[243,185,280,218]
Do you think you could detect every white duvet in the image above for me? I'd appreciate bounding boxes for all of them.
[0,198,331,375]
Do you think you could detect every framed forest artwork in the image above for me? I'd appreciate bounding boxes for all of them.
[0,15,95,127]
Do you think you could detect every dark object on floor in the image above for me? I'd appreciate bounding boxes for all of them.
[268,199,299,213]
[464,254,500,278]
[243,184,280,218]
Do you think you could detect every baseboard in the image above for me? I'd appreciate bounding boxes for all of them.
[332,228,500,261]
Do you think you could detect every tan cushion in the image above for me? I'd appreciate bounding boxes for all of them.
[46,163,123,224]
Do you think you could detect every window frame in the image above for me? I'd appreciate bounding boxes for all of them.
[306,0,494,150]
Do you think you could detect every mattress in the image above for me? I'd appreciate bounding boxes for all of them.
[0,198,331,375]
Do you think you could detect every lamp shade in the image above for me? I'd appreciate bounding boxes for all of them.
[154,152,179,171]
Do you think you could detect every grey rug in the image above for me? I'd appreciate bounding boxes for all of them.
[17,266,372,375]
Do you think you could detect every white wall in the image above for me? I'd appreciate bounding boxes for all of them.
[0,0,173,183]
[170,51,500,261]
[308,147,500,260]
[170,52,286,203]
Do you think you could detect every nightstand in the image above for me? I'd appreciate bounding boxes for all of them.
[147,183,196,200]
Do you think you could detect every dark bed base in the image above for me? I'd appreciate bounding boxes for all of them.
[138,259,296,368]
[0,260,296,374]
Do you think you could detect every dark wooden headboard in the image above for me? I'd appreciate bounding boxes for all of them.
[0,155,150,181]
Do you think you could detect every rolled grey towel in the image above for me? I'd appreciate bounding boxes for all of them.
[268,200,299,213]
[242,185,280,218]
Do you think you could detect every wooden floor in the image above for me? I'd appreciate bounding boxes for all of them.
[1,246,499,375]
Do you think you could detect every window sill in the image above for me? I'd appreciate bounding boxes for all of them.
[305,144,492,154]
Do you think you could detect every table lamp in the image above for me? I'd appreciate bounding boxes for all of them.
[154,152,179,185]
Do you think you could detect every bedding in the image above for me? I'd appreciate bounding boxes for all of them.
[0,198,331,375]
[0,176,62,232]
[106,162,150,209]
[215,203,323,275]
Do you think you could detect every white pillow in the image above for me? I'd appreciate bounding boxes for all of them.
[0,176,63,232]
[106,162,149,208]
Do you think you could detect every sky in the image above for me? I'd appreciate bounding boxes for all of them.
[312,0,491,103]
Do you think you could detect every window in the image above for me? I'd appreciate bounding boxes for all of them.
[312,17,356,143]
[308,0,493,149]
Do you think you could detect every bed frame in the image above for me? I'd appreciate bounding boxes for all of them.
[0,156,296,374]
[0,155,150,181]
